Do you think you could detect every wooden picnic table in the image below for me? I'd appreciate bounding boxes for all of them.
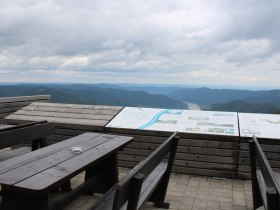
[0,132,133,210]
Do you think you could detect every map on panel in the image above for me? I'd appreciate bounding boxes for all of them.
[239,113,280,139]
[106,107,186,132]
[181,110,239,136]
[107,107,239,136]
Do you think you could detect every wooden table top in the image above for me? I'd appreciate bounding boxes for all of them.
[0,132,133,194]
[4,102,124,131]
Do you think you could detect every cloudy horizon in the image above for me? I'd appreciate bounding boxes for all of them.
[0,0,280,88]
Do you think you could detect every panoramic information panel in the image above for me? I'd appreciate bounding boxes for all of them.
[239,113,280,139]
[107,107,239,136]
[182,110,239,136]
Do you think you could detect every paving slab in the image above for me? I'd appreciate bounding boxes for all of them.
[64,168,253,210]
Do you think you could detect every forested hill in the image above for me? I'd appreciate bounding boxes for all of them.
[168,88,280,105]
[209,100,279,113]
[0,84,185,109]
[168,87,262,105]
[167,87,280,112]
[1,84,280,113]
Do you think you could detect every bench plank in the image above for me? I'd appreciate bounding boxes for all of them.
[0,96,50,103]
[0,107,25,114]
[0,122,54,148]
[22,104,119,116]
[28,102,122,110]
[0,121,55,164]
[5,115,109,126]
[0,124,14,131]
[15,110,114,120]
[0,96,50,122]
[0,121,52,133]
[257,170,268,208]
[0,100,46,109]
[136,162,167,209]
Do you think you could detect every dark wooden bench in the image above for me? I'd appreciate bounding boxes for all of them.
[249,136,280,210]
[89,132,179,210]
[0,121,55,161]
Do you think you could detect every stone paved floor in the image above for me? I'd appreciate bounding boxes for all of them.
[64,168,253,210]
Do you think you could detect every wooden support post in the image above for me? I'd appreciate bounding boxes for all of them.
[127,173,144,210]
[266,187,278,210]
[61,181,72,192]
[85,153,119,194]
[32,138,48,151]
[32,139,40,151]
[39,137,48,148]
[249,139,263,209]
[151,136,180,208]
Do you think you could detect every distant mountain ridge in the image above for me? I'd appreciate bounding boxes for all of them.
[209,100,279,113]
[167,87,280,111]
[168,88,280,106]
[1,84,280,113]
[167,87,262,105]
[0,85,185,109]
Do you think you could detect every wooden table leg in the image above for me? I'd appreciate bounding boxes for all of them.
[32,139,40,151]
[39,137,48,148]
[85,153,119,194]
[32,138,48,151]
[1,189,49,210]
[61,180,72,192]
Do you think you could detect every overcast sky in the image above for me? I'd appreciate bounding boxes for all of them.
[0,0,280,88]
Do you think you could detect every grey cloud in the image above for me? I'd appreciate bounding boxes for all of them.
[0,0,280,86]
